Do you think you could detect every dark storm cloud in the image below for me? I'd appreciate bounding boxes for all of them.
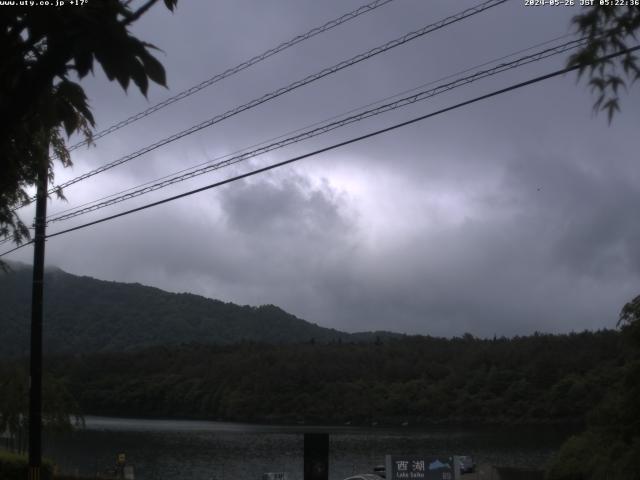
[220,174,352,240]
[9,0,640,337]
[500,152,640,280]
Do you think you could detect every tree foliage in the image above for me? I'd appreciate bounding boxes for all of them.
[618,294,640,346]
[547,293,640,480]
[568,5,640,121]
[0,364,82,454]
[0,0,178,246]
[0,451,54,480]
[34,330,625,426]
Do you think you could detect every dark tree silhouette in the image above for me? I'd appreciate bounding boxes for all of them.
[0,0,178,248]
[568,5,640,121]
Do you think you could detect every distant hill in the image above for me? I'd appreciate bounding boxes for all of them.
[0,262,401,357]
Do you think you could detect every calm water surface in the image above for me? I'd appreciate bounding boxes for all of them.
[44,416,574,480]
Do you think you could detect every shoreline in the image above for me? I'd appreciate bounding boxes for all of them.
[77,413,583,432]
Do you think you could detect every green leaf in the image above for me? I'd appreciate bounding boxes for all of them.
[129,58,149,96]
[54,185,67,202]
[622,52,638,74]
[74,50,94,78]
[593,93,605,113]
[59,103,79,137]
[588,77,606,93]
[603,98,620,123]
[139,48,167,87]
[56,80,84,104]
[606,75,625,95]
[95,49,117,81]
[114,64,131,91]
[56,80,95,127]
[164,0,178,11]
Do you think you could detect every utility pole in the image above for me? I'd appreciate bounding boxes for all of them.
[303,433,329,480]
[29,151,48,480]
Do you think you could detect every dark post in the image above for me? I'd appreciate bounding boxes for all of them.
[304,433,329,480]
[29,156,48,480]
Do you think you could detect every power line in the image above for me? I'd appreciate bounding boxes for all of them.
[47,32,577,220]
[28,46,633,245]
[66,0,397,154]
[4,45,637,259]
[45,36,589,224]
[0,237,15,247]
[2,45,637,257]
[7,31,575,250]
[0,240,34,257]
[30,0,507,203]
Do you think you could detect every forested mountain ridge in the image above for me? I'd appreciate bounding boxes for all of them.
[2,263,634,436]
[0,263,399,357]
[42,330,625,426]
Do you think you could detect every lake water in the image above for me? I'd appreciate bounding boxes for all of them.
[43,416,574,480]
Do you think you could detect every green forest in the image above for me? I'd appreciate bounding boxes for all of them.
[13,330,624,426]
[1,299,639,479]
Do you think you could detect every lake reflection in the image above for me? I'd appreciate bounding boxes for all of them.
[44,416,573,480]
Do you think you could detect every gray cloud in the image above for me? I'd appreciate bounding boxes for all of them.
[8,0,640,337]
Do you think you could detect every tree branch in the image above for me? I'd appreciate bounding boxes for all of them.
[121,0,160,26]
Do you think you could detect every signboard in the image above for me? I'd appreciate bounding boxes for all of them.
[385,456,454,480]
[262,473,287,480]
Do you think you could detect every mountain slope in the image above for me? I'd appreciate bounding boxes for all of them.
[1,263,392,357]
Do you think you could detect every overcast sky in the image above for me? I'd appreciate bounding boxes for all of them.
[9,0,640,337]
